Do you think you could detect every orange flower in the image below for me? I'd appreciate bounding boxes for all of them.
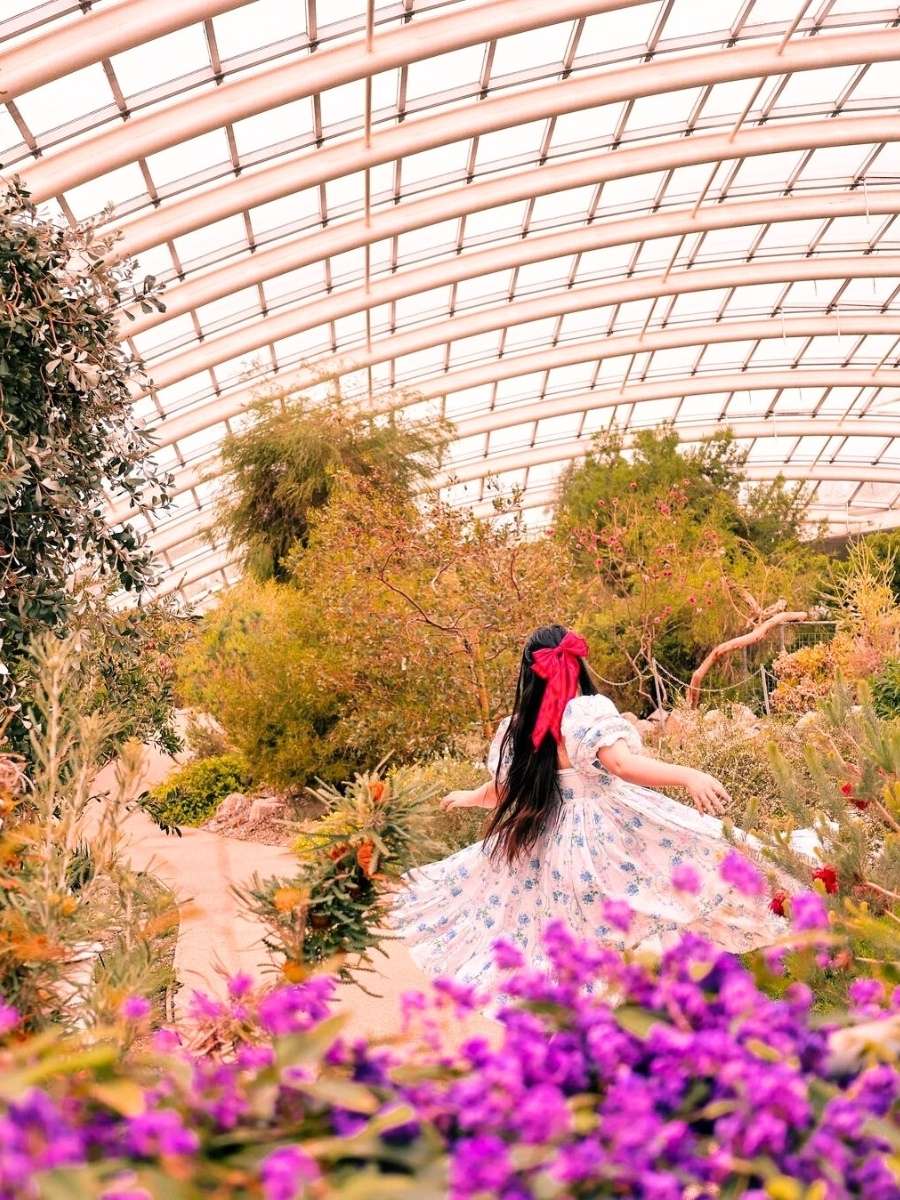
[328,843,350,861]
[356,840,376,877]
[368,780,386,804]
[273,887,305,913]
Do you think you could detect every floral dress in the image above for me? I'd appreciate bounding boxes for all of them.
[391,693,791,991]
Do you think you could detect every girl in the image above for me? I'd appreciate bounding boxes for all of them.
[391,623,795,990]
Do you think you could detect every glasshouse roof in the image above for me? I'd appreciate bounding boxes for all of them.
[4,0,900,605]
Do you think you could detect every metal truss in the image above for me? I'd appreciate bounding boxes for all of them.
[4,0,900,606]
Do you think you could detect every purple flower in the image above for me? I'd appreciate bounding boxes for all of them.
[0,1003,19,1036]
[849,978,884,1014]
[258,978,334,1036]
[492,940,525,970]
[790,891,829,932]
[671,863,701,894]
[719,850,764,897]
[188,991,225,1022]
[259,1145,320,1200]
[228,973,254,999]
[120,995,151,1022]
[450,1134,512,1196]
[152,1028,181,1053]
[602,898,633,932]
[124,1109,199,1158]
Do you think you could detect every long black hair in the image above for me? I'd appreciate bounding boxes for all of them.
[483,624,597,866]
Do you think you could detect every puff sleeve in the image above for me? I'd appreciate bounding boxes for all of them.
[561,693,642,777]
[486,716,513,783]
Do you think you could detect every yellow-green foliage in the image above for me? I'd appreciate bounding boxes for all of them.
[179,479,575,789]
[771,641,838,715]
[388,755,491,861]
[147,753,251,827]
[177,578,355,788]
[655,705,817,826]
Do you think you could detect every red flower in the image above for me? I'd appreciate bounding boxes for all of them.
[769,890,788,917]
[812,865,839,895]
[841,780,869,810]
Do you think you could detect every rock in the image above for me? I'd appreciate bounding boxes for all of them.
[635,719,656,739]
[795,711,823,733]
[702,708,726,729]
[645,707,669,725]
[730,703,758,728]
[663,710,687,738]
[621,711,640,728]
[248,797,285,825]
[216,792,249,822]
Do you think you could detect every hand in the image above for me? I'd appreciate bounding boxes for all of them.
[684,770,730,816]
[440,789,478,812]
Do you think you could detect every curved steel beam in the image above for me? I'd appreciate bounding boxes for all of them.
[468,486,900,523]
[128,409,900,555]
[0,0,254,103]
[144,443,900,593]
[134,366,900,555]
[98,61,900,263]
[18,0,647,201]
[123,188,900,339]
[148,514,215,557]
[440,439,900,487]
[137,253,900,398]
[451,373,900,440]
[153,550,239,600]
[151,312,900,450]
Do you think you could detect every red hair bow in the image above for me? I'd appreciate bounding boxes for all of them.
[530,632,589,750]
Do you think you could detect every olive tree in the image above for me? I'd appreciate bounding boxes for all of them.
[0,181,169,733]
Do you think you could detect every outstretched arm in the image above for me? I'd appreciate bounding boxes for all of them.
[440,780,499,811]
[597,740,729,816]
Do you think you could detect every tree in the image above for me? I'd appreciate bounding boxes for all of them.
[73,590,197,761]
[0,182,168,735]
[555,427,824,710]
[180,478,577,787]
[216,383,447,581]
[298,478,577,741]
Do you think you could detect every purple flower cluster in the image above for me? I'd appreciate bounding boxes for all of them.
[0,895,896,1200]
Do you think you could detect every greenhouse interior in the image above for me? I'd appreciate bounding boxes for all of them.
[1,1,899,1196]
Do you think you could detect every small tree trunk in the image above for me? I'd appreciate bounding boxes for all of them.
[465,631,493,741]
[686,609,808,708]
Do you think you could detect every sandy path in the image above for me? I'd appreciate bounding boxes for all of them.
[93,741,449,1039]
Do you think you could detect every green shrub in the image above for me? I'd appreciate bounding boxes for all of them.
[239,765,446,983]
[388,754,491,862]
[872,657,900,719]
[147,753,251,827]
[654,704,817,826]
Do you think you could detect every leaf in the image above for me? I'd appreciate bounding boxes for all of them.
[274,1013,347,1070]
[613,1005,663,1039]
[334,1172,445,1199]
[745,1038,787,1063]
[88,1078,147,1116]
[297,1076,380,1114]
